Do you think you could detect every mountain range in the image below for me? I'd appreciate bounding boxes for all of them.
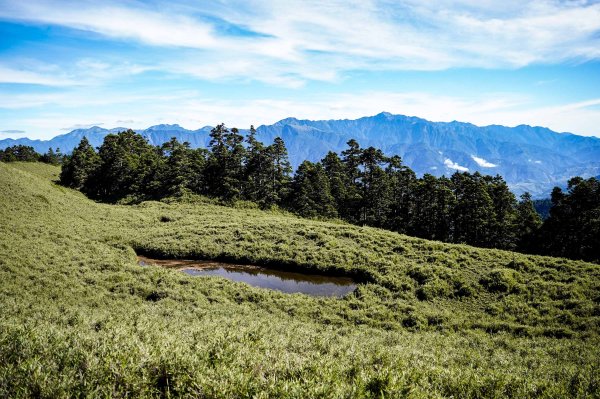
[2,112,599,197]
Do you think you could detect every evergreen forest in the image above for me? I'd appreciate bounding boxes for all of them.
[6,124,598,263]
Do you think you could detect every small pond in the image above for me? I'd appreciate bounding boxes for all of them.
[138,256,357,297]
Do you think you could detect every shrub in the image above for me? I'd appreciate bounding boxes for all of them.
[480,268,521,293]
[402,312,427,330]
[416,278,452,300]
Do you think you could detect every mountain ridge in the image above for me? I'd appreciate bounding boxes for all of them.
[2,112,599,197]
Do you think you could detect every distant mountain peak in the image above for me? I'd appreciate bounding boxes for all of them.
[370,112,426,123]
[273,117,300,126]
[109,127,129,133]
[2,113,599,198]
[74,126,107,133]
[145,124,186,132]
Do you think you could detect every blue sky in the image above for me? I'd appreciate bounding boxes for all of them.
[1,0,600,139]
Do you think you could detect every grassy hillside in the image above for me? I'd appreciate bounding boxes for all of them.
[0,162,599,398]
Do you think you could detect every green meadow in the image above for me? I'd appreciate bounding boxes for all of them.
[1,161,599,398]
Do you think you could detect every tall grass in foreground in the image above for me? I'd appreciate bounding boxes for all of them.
[0,162,598,398]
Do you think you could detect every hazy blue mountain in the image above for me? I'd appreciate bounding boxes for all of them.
[2,112,599,197]
[253,113,600,196]
[0,125,214,153]
[140,124,214,147]
[0,126,126,154]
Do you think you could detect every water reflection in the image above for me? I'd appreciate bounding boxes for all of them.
[138,256,356,297]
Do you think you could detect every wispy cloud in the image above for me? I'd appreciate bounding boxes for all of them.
[4,89,600,139]
[469,97,600,136]
[0,65,76,86]
[1,0,599,86]
[60,123,104,131]
[1,129,25,134]
[0,1,216,49]
[0,129,27,138]
[1,1,599,139]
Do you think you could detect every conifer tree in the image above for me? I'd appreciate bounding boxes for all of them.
[410,174,455,241]
[485,175,518,249]
[40,147,63,165]
[452,172,495,247]
[0,145,40,162]
[289,161,337,218]
[84,130,158,201]
[56,126,600,262]
[205,123,229,198]
[205,124,247,201]
[60,137,100,189]
[223,127,246,201]
[514,192,542,251]
[321,151,348,213]
[385,155,416,233]
[341,139,363,223]
[359,146,389,226]
[244,126,272,206]
[264,137,292,206]
[537,177,600,262]
[155,138,207,197]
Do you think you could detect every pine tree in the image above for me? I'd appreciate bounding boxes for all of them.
[410,174,455,242]
[359,146,389,226]
[537,177,600,262]
[514,192,542,251]
[485,175,518,249]
[40,147,63,165]
[223,127,246,201]
[289,161,337,218]
[341,139,363,223]
[205,124,247,201]
[84,130,158,201]
[451,172,495,247]
[385,155,416,233]
[264,137,292,207]
[321,151,348,215]
[244,126,272,206]
[60,137,100,189]
[155,138,207,197]
[205,123,229,198]
[0,145,40,162]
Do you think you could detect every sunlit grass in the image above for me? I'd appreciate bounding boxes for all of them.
[1,162,598,398]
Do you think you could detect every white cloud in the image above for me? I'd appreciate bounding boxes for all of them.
[4,89,600,139]
[0,0,599,87]
[1,129,25,134]
[0,130,27,138]
[0,66,76,86]
[60,123,104,131]
[0,89,194,110]
[0,2,217,49]
[471,155,497,167]
[468,97,600,136]
[0,59,151,89]
[2,1,599,139]
[444,158,469,172]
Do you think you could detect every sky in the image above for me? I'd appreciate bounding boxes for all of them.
[1,0,600,140]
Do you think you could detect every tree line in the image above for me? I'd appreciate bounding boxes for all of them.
[0,144,63,164]
[2,127,598,263]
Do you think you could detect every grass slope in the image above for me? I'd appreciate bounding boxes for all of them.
[1,162,599,398]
